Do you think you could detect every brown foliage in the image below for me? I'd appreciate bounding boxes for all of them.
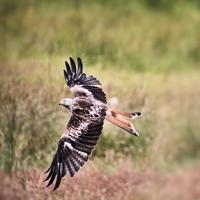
[0,160,200,200]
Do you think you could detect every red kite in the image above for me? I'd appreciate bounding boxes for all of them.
[44,57,142,190]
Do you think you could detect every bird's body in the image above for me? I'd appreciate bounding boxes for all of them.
[44,57,142,191]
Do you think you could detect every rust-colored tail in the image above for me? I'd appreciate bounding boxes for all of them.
[106,109,141,136]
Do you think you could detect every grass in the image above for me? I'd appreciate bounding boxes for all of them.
[1,160,200,200]
[1,62,200,171]
[0,80,64,173]
[1,1,200,71]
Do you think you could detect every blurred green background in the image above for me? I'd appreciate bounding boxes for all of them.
[0,0,200,198]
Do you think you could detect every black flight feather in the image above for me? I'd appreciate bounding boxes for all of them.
[77,57,83,77]
[63,57,102,87]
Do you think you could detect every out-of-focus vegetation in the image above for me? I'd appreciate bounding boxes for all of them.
[1,161,200,200]
[0,81,64,174]
[1,0,200,71]
[0,0,200,199]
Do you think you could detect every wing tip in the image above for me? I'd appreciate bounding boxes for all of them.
[64,57,83,87]
[63,57,103,88]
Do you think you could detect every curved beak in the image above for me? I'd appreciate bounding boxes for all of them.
[59,99,65,106]
[58,98,73,108]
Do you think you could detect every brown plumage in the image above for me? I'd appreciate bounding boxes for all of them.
[44,57,142,191]
[106,109,141,136]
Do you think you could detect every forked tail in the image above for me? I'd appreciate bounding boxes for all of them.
[106,109,142,136]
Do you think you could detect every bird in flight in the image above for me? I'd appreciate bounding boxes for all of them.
[44,57,142,191]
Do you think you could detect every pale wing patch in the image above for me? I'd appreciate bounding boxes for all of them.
[71,85,93,99]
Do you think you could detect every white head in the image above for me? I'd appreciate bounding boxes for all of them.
[59,98,73,109]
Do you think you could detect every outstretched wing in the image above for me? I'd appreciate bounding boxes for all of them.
[64,57,107,104]
[44,109,106,191]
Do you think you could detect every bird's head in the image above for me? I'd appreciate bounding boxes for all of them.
[59,98,73,109]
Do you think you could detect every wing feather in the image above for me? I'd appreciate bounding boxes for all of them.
[77,57,83,76]
[44,112,106,191]
[63,57,107,104]
[65,61,72,79]
[69,57,76,80]
[53,164,62,191]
